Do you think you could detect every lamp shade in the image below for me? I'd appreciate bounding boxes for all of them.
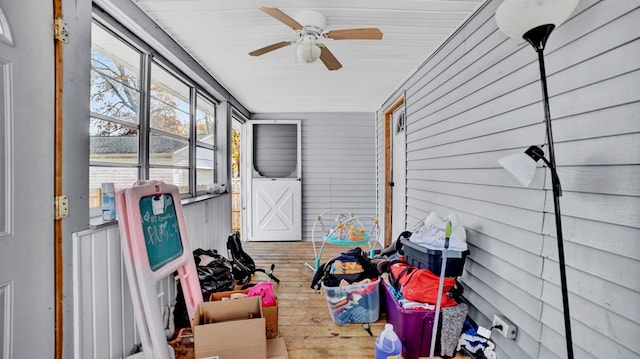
[495,0,579,41]
[296,36,321,63]
[498,151,537,187]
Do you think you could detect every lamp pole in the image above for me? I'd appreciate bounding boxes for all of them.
[523,24,574,359]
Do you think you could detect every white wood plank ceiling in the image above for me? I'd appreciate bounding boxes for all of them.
[131,0,486,113]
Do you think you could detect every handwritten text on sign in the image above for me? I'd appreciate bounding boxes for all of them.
[139,194,184,271]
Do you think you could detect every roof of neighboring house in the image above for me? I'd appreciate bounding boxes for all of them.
[90,136,188,154]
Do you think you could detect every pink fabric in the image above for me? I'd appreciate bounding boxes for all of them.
[247,282,276,307]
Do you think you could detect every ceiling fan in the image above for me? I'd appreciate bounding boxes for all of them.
[249,7,383,71]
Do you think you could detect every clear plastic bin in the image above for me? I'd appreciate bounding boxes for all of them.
[322,279,380,325]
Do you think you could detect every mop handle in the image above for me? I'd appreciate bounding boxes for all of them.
[429,220,452,359]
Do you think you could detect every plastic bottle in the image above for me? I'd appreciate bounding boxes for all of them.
[101,182,116,221]
[375,323,402,359]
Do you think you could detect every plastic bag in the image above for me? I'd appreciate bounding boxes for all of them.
[173,249,235,329]
[193,248,235,296]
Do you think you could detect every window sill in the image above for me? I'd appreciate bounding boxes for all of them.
[88,191,228,229]
[181,191,228,205]
[89,217,118,230]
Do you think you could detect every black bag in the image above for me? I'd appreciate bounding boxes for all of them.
[173,248,235,328]
[226,232,255,285]
[226,231,280,287]
[192,248,235,295]
[310,247,379,290]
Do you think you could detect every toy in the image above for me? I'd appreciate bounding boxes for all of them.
[305,209,381,272]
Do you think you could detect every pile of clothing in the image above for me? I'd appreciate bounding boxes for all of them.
[311,247,379,290]
[326,278,379,325]
[457,318,497,359]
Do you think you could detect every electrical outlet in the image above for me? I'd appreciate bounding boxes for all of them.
[492,314,517,339]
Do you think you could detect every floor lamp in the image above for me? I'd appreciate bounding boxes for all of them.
[495,1,579,359]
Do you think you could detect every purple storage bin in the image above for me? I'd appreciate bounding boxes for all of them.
[382,280,435,359]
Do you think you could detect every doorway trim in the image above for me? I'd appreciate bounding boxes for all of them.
[230,108,246,236]
[244,119,302,241]
[54,0,64,357]
[383,94,405,246]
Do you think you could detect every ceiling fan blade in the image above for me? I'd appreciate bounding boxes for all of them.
[324,27,383,40]
[259,6,303,31]
[318,44,342,71]
[249,41,292,56]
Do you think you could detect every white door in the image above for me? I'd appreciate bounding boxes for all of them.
[391,110,406,242]
[244,120,301,241]
[0,1,55,358]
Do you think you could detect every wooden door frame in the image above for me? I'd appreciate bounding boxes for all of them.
[383,95,405,247]
[54,0,64,358]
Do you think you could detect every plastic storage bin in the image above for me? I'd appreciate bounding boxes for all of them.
[401,239,469,277]
[323,279,380,325]
[382,280,436,359]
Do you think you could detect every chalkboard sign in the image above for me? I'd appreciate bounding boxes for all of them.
[139,193,184,271]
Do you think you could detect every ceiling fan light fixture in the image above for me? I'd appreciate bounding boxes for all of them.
[296,36,321,63]
[251,7,380,70]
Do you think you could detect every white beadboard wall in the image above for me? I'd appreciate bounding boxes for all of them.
[72,225,154,358]
[377,1,639,358]
[251,113,378,241]
[181,194,232,254]
[72,195,231,359]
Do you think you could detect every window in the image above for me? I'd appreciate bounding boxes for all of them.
[89,20,218,212]
[149,62,191,193]
[394,111,405,134]
[89,22,141,208]
[195,94,216,193]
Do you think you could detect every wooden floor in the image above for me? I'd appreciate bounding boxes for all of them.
[241,241,470,359]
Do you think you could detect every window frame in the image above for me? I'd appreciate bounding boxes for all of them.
[89,15,221,217]
[194,91,218,196]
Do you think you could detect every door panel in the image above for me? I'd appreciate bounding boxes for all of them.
[0,1,55,357]
[252,179,299,237]
[245,120,301,241]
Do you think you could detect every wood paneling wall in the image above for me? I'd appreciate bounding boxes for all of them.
[252,113,377,241]
[377,1,640,358]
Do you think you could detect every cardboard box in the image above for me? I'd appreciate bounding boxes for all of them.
[210,288,279,338]
[193,296,266,359]
[267,338,289,359]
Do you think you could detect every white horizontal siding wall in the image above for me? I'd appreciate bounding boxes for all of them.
[377,0,640,358]
[71,195,230,358]
[252,113,377,241]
